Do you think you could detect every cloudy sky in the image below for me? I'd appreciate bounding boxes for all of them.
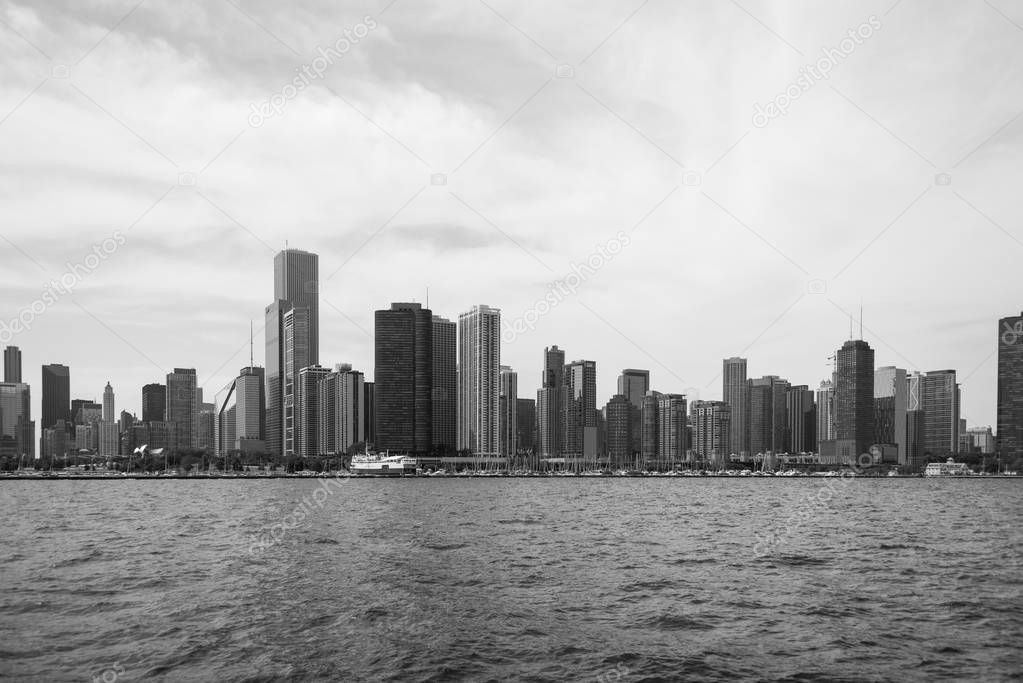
[1,0,1021,430]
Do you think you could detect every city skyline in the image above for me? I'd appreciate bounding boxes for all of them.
[2,2,1021,438]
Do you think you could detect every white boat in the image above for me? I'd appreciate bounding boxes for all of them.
[350,453,417,476]
[924,458,973,476]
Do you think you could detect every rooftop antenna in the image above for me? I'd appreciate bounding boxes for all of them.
[859,305,863,340]
[249,320,254,368]
[849,314,853,340]
[426,286,430,309]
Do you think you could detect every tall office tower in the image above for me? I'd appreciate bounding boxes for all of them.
[274,248,319,364]
[618,369,649,456]
[749,376,788,454]
[997,311,1023,460]
[656,393,687,464]
[785,385,816,454]
[692,400,732,464]
[4,346,21,383]
[919,370,960,456]
[562,359,597,459]
[816,379,835,452]
[282,305,311,458]
[499,366,518,457]
[874,366,908,463]
[119,410,134,432]
[166,368,198,449]
[375,303,433,454]
[41,364,70,428]
[214,366,266,457]
[536,345,566,457]
[640,391,661,463]
[906,410,924,469]
[605,394,632,466]
[318,364,364,456]
[142,383,166,422]
[431,315,457,455]
[265,299,286,457]
[296,365,330,460]
[363,382,375,445]
[102,382,114,422]
[0,382,33,458]
[722,357,749,457]
[458,305,501,456]
[197,403,215,452]
[516,398,536,454]
[835,339,875,460]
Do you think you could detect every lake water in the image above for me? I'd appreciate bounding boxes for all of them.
[1,478,1021,681]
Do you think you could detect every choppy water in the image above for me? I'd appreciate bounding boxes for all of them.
[1,478,1021,682]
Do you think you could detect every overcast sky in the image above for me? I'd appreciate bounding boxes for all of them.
[1,0,1021,430]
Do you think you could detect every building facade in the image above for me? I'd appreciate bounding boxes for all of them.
[457,305,501,456]
[722,357,749,458]
[375,303,433,454]
[431,315,457,455]
[166,368,198,450]
[499,366,518,457]
[997,311,1023,460]
[834,340,875,460]
[41,364,70,429]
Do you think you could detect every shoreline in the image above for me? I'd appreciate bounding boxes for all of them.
[1,473,1019,480]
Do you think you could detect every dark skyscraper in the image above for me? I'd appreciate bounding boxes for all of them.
[431,315,456,455]
[640,391,661,464]
[618,368,648,457]
[41,364,70,429]
[919,370,960,456]
[516,398,536,454]
[166,368,197,449]
[4,346,22,383]
[749,376,788,455]
[563,359,597,458]
[537,345,565,457]
[723,357,749,457]
[375,303,433,454]
[142,383,166,422]
[363,382,375,445]
[605,394,632,466]
[835,339,875,460]
[785,385,816,454]
[997,311,1023,461]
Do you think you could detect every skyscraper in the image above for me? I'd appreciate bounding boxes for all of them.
[265,299,286,457]
[536,345,565,457]
[432,315,457,455]
[749,376,788,455]
[214,366,266,457]
[834,339,875,460]
[282,305,311,457]
[874,366,908,463]
[656,393,686,464]
[640,391,661,464]
[605,394,632,466]
[375,303,433,454]
[618,368,649,457]
[692,400,731,465]
[500,366,518,457]
[563,359,597,459]
[41,364,70,429]
[920,370,960,456]
[516,398,536,454]
[4,346,21,383]
[296,365,330,460]
[102,381,115,423]
[0,381,33,458]
[363,382,375,445]
[458,305,501,456]
[166,368,198,449]
[722,358,749,457]
[274,248,319,364]
[816,379,835,453]
[142,383,166,423]
[785,385,815,454]
[997,311,1023,460]
[318,364,364,456]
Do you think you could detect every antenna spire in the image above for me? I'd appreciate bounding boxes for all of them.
[250,319,254,367]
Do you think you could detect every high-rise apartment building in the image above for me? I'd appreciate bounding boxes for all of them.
[563,360,597,459]
[749,376,789,455]
[458,305,501,456]
[656,393,686,464]
[605,394,631,466]
[318,364,364,456]
[375,303,433,454]
[919,370,960,456]
[834,339,875,460]
[997,311,1023,459]
[722,358,749,457]
[785,385,815,454]
[282,305,311,458]
[692,400,731,464]
[4,346,21,383]
[432,315,457,455]
[618,369,648,457]
[296,365,330,460]
[536,346,565,457]
[816,378,835,453]
[516,398,536,454]
[640,391,661,464]
[499,366,518,457]
[41,364,70,429]
[166,368,198,450]
[0,382,33,458]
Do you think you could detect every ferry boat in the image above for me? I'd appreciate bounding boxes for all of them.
[924,457,973,476]
[350,453,417,476]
